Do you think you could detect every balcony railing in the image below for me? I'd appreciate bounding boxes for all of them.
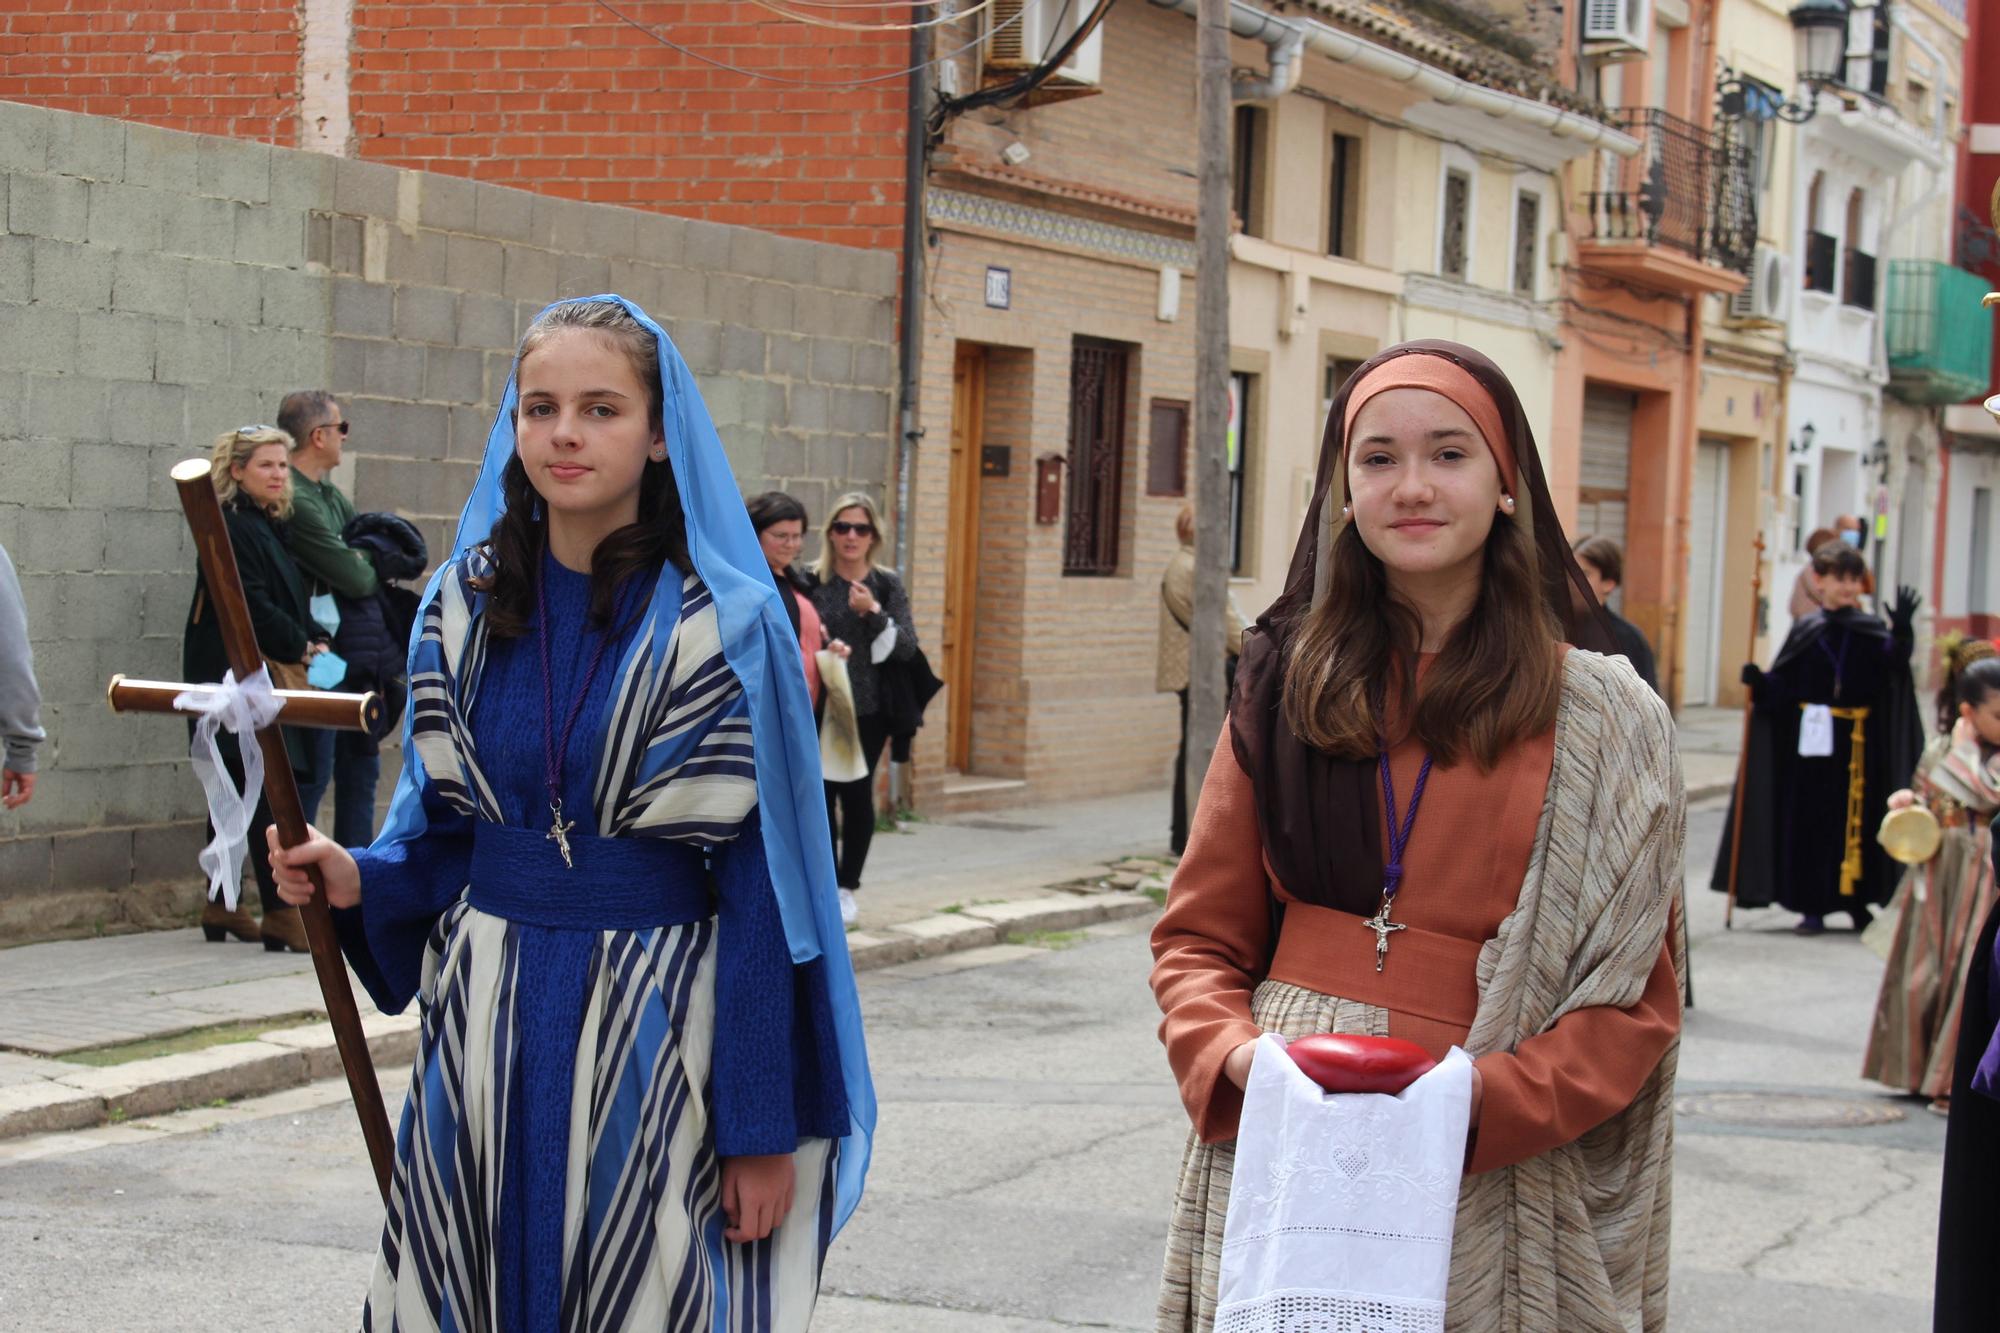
[1584,108,1756,275]
[1844,250,1877,311]
[1884,260,1993,404]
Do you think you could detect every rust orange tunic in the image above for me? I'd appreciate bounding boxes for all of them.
[1152,714,1679,1174]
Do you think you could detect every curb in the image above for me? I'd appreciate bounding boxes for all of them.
[0,886,1163,1142]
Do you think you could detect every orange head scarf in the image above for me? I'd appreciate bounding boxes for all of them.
[1339,353,1518,498]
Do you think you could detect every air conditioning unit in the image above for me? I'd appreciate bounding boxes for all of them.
[986,0,1103,89]
[1582,0,1651,60]
[1727,245,1792,326]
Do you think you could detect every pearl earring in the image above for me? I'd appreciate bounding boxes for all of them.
[1501,494,1516,513]
[1339,504,1351,522]
[651,447,667,462]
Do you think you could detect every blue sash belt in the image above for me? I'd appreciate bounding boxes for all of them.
[468,822,712,930]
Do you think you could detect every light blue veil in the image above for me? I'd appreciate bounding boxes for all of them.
[374,294,873,1228]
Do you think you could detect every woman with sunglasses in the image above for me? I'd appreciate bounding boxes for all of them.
[808,492,918,924]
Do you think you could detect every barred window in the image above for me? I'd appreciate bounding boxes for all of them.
[1513,192,1541,298]
[1063,338,1131,576]
[1441,169,1471,281]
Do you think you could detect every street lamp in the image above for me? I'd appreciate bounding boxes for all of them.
[1718,0,1849,125]
[1789,422,1817,456]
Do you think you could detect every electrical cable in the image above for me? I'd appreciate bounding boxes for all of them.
[931,0,1116,127]
[593,0,1024,89]
[748,0,998,32]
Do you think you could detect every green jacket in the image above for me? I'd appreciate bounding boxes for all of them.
[285,471,377,598]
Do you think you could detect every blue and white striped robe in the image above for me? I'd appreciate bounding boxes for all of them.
[345,553,844,1333]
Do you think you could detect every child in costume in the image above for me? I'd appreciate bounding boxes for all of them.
[272,297,872,1332]
[1152,341,1683,1331]
[1863,639,2000,1108]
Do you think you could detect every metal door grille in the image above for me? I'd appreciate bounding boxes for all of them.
[1064,339,1129,576]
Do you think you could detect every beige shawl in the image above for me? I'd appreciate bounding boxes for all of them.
[1447,648,1687,1330]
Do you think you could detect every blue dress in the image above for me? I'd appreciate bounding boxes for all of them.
[337,553,847,1332]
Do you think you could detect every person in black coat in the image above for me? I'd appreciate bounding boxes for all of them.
[1573,536,1659,695]
[310,510,428,849]
[180,426,330,952]
[805,492,932,923]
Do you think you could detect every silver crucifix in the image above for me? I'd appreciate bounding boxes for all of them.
[1361,896,1407,972]
[547,800,577,869]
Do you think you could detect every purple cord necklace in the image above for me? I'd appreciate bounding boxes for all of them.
[1362,743,1436,972]
[536,555,633,869]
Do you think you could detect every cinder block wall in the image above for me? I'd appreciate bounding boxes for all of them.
[0,98,897,943]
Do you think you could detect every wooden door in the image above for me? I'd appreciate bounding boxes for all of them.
[944,346,986,772]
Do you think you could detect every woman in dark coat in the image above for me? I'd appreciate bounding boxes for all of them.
[181,425,329,952]
[806,491,919,923]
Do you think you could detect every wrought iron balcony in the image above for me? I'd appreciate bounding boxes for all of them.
[1584,108,1756,280]
[1884,260,1993,404]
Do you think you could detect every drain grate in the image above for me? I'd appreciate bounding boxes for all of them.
[1676,1091,1907,1129]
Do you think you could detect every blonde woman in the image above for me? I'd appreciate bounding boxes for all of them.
[180,425,329,951]
[807,491,919,921]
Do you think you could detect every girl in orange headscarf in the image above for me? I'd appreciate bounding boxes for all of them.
[1151,341,1684,1332]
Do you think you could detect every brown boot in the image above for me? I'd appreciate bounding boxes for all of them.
[201,899,262,944]
[260,906,310,954]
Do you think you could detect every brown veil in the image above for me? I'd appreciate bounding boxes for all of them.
[1228,339,1622,916]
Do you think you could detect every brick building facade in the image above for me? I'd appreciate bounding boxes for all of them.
[908,2,1197,811]
[0,97,897,942]
[0,1,910,249]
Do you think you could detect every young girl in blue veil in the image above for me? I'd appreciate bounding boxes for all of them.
[271,296,873,1333]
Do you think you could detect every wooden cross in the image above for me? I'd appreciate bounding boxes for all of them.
[105,457,395,1203]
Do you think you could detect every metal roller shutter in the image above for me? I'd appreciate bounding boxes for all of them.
[1576,386,1635,612]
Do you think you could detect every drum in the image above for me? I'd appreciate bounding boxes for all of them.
[1877,805,1944,865]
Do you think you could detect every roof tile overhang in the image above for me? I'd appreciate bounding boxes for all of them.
[1293,0,1604,120]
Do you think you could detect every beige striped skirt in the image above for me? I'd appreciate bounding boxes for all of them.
[1155,979,1396,1333]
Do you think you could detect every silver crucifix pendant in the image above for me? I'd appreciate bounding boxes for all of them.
[547,800,576,869]
[1361,894,1407,972]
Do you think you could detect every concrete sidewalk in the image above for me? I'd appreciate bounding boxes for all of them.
[0,706,1745,1138]
[0,789,1175,1137]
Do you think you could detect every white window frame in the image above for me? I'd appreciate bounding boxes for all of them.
[1507,174,1555,301]
[1437,145,1480,284]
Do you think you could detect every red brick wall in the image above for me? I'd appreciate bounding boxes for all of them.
[348,1,909,249]
[0,0,300,144]
[0,1,910,250]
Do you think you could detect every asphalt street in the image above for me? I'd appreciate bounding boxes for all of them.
[0,798,1946,1331]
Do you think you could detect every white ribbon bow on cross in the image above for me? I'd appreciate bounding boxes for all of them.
[176,666,284,911]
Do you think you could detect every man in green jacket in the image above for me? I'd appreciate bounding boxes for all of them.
[277,390,381,846]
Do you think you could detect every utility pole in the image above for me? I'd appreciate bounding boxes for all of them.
[1186,0,1233,809]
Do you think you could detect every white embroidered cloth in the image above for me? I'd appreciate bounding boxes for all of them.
[1217,1034,1473,1333]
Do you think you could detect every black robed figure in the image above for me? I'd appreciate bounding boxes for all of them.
[1711,542,1922,928]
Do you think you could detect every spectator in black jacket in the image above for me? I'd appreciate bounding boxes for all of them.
[806,492,918,924]
[182,426,330,953]
[1574,535,1660,695]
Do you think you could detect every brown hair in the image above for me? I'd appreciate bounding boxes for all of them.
[208,425,295,520]
[1281,512,1563,770]
[480,301,688,638]
[1810,542,1866,581]
[1573,535,1623,588]
[1938,633,2000,734]
[1802,526,1837,557]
